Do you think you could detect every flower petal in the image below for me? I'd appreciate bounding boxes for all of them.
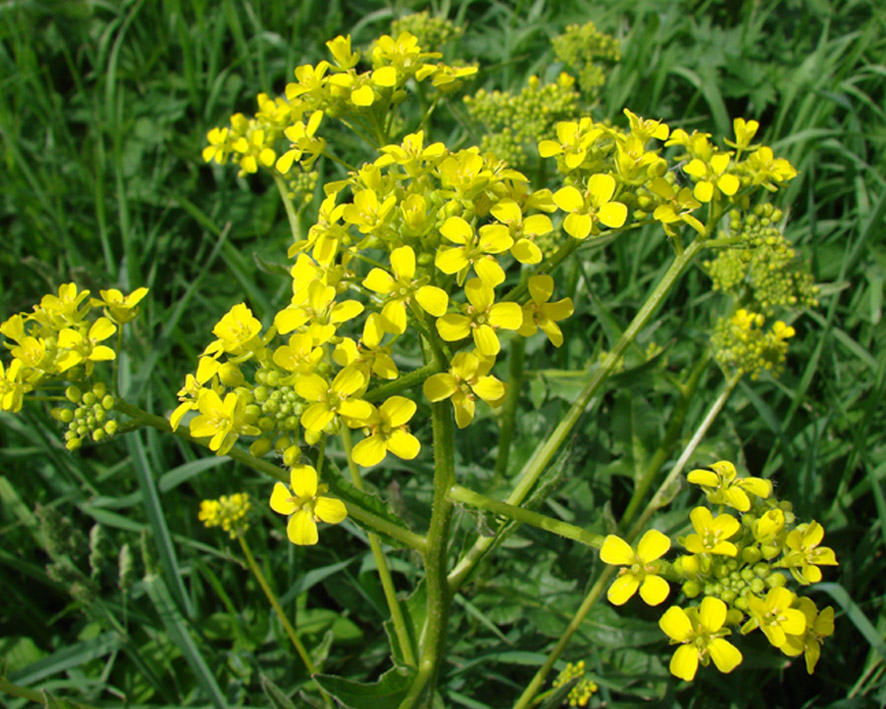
[659,606,693,642]
[315,496,348,524]
[287,510,319,545]
[670,644,699,681]
[637,529,671,563]
[708,638,742,674]
[639,574,670,606]
[351,435,387,467]
[606,574,640,605]
[600,535,635,565]
[270,482,297,515]
[699,596,727,632]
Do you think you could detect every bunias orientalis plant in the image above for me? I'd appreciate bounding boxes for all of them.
[0,14,832,708]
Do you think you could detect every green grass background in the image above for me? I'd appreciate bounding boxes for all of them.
[1,0,885,706]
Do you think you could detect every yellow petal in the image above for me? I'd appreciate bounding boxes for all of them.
[436,314,471,342]
[670,644,699,681]
[659,606,693,642]
[708,638,742,674]
[699,596,727,632]
[553,185,584,212]
[687,469,719,487]
[639,574,670,606]
[587,174,616,206]
[435,247,469,275]
[606,574,640,605]
[600,535,635,565]
[470,375,505,404]
[301,402,334,432]
[415,286,448,317]
[488,303,523,330]
[290,464,318,498]
[637,529,671,563]
[363,268,396,294]
[598,201,627,229]
[440,216,473,245]
[390,245,416,280]
[564,212,592,240]
[287,510,319,545]
[380,396,416,427]
[386,429,420,460]
[511,238,542,264]
[270,482,297,515]
[315,496,347,524]
[424,373,457,402]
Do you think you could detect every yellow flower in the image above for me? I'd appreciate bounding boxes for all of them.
[270,464,347,545]
[780,521,838,584]
[659,597,743,680]
[725,117,760,153]
[686,460,772,512]
[742,587,806,649]
[189,389,260,455]
[481,199,553,265]
[780,597,835,674]
[683,507,740,556]
[436,278,523,357]
[351,396,421,467]
[537,118,601,169]
[89,287,149,324]
[0,358,25,413]
[516,275,574,348]
[423,351,506,428]
[276,111,325,173]
[744,146,798,191]
[600,530,671,606]
[198,493,252,539]
[202,126,233,164]
[332,314,399,381]
[326,34,360,71]
[296,366,373,432]
[56,318,117,373]
[647,177,704,237]
[207,303,263,357]
[553,174,628,239]
[362,245,448,334]
[682,153,739,203]
[435,216,512,287]
[232,126,276,175]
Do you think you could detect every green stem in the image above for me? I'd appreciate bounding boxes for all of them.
[273,173,301,244]
[0,677,46,704]
[364,362,440,403]
[340,427,417,667]
[493,334,525,480]
[448,237,708,593]
[237,535,318,675]
[619,349,712,527]
[513,568,615,709]
[448,485,603,549]
[515,371,740,708]
[627,372,741,539]
[402,401,456,708]
[112,400,425,549]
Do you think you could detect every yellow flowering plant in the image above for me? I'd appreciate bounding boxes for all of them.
[0,14,835,708]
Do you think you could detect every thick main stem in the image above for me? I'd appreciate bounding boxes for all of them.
[448,238,707,593]
[401,401,456,708]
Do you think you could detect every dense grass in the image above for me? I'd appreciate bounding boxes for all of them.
[1,0,885,706]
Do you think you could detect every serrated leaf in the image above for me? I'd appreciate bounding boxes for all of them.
[314,666,417,709]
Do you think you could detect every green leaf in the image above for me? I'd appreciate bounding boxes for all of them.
[384,580,426,667]
[314,666,417,709]
[9,633,120,685]
[260,674,300,709]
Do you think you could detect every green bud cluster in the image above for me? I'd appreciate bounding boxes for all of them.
[52,381,118,451]
[710,308,795,380]
[706,204,819,314]
[464,74,580,168]
[391,11,464,51]
[551,21,621,98]
[283,165,319,207]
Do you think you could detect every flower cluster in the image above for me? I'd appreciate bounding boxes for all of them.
[202,30,478,179]
[711,308,796,379]
[551,21,621,97]
[390,11,464,52]
[198,492,252,539]
[600,460,837,681]
[550,660,598,708]
[0,284,146,426]
[464,73,581,168]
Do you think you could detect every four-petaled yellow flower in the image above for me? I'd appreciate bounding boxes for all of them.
[296,366,373,432]
[435,215,512,287]
[742,587,806,649]
[423,352,506,428]
[89,287,149,324]
[363,245,448,334]
[436,278,523,356]
[351,396,421,467]
[0,359,25,413]
[480,199,553,265]
[683,153,739,203]
[687,460,772,512]
[683,507,740,556]
[781,597,835,674]
[56,318,117,373]
[517,275,574,348]
[780,521,838,584]
[553,174,628,239]
[270,464,347,545]
[189,389,260,455]
[600,530,671,606]
[659,597,743,681]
